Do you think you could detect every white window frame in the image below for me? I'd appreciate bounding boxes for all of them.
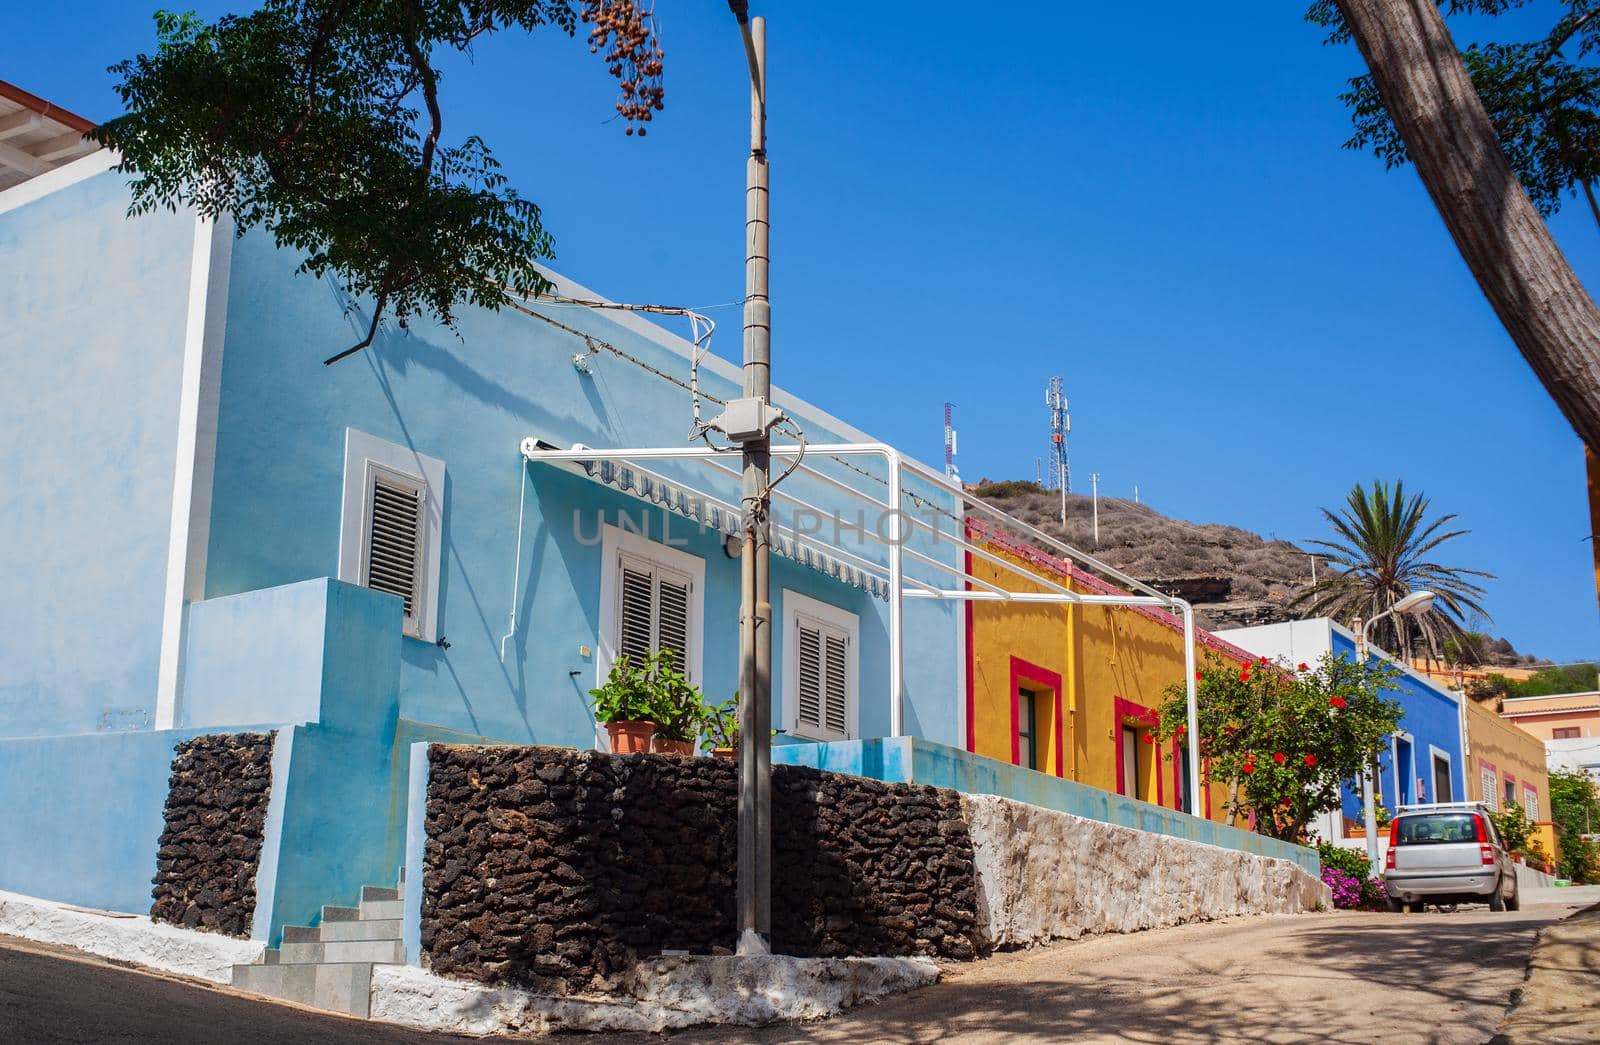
[338,428,445,642]
[596,523,706,687]
[1428,744,1454,804]
[781,589,859,743]
[1522,785,1539,820]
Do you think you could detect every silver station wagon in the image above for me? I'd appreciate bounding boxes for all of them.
[1383,802,1521,913]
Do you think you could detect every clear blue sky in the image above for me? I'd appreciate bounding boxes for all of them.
[8,2,1599,661]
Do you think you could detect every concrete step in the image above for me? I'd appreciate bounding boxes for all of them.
[361,885,400,903]
[276,939,404,965]
[281,925,321,943]
[359,898,404,921]
[320,918,402,943]
[232,961,373,1018]
[321,905,361,923]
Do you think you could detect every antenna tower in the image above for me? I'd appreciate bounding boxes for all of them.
[1044,377,1070,493]
[943,402,959,482]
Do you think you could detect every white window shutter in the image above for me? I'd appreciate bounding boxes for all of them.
[657,573,691,674]
[365,475,424,629]
[796,622,823,732]
[618,558,655,663]
[824,631,849,737]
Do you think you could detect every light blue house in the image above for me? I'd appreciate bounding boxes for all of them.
[0,150,967,931]
[1219,618,1469,842]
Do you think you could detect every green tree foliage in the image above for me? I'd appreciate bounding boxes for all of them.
[1491,799,1534,853]
[1152,653,1405,842]
[1290,480,1493,659]
[92,2,664,362]
[1512,663,1600,696]
[1550,768,1600,881]
[1308,0,1600,225]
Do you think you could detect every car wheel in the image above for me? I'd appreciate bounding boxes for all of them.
[1489,881,1506,912]
[1409,901,1428,914]
[1505,885,1520,912]
[1386,897,1405,913]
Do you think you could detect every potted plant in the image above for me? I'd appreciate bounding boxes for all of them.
[700,696,739,759]
[642,649,706,756]
[588,654,656,753]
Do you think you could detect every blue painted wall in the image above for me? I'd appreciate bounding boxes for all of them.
[202,227,963,750]
[775,737,1320,873]
[1330,631,1465,820]
[0,728,237,912]
[0,170,197,737]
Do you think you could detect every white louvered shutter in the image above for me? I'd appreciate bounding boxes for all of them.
[618,558,655,664]
[615,552,694,680]
[796,622,824,733]
[824,631,849,737]
[656,572,691,674]
[794,616,849,741]
[365,473,425,634]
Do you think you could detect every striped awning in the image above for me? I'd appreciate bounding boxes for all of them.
[577,458,889,599]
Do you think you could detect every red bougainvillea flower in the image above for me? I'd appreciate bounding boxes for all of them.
[1297,662,1309,672]
[1272,752,1286,765]
[1239,666,1252,682]
[1330,696,1347,709]
[1242,762,1256,775]
[1258,655,1269,665]
[1195,670,1203,682]
[1142,733,1154,744]
[1304,754,1318,767]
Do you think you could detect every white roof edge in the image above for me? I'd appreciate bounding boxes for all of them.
[1502,691,1600,703]
[1327,618,1463,704]
[0,146,118,216]
[530,265,930,469]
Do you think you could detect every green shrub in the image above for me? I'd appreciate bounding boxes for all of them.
[1317,841,1373,878]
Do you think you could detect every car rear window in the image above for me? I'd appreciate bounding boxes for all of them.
[1395,813,1480,845]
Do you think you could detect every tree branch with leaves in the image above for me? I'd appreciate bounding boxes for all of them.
[91,1,664,364]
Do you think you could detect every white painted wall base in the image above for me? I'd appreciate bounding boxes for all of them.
[371,955,939,1035]
[962,794,1331,950]
[0,889,264,983]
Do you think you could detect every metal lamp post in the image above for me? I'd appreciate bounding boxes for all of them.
[728,0,772,957]
[1353,589,1436,877]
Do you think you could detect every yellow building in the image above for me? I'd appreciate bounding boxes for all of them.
[1466,698,1559,862]
[964,524,1251,823]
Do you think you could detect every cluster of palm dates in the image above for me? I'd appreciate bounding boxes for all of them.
[583,1,664,135]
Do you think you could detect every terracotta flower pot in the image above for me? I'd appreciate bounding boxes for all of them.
[606,720,655,754]
[652,736,694,756]
[712,747,736,760]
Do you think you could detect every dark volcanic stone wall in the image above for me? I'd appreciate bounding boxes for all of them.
[423,745,979,995]
[149,732,276,937]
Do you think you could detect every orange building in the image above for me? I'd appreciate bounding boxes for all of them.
[963,523,1252,822]
[1466,698,1559,861]
[1499,692,1600,742]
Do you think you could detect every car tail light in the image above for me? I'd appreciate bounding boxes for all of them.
[1480,844,1495,866]
[1385,847,1396,871]
[1474,815,1489,843]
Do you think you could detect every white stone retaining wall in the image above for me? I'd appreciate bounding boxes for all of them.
[962,794,1331,949]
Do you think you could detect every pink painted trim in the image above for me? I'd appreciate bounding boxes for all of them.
[966,518,1257,666]
[1010,657,1065,776]
[1114,696,1161,802]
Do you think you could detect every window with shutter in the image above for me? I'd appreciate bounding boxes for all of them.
[785,591,856,743]
[610,546,698,681]
[365,474,424,624]
[339,430,445,642]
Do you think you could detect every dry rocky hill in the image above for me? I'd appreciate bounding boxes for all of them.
[971,481,1315,632]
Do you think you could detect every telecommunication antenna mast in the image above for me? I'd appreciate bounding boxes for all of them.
[1045,377,1070,525]
[943,402,959,482]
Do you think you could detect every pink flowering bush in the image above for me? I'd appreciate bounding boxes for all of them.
[1321,867,1389,910]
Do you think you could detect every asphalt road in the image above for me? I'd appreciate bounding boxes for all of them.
[1,901,1588,1043]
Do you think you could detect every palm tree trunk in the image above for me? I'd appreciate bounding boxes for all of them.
[1336,0,1600,451]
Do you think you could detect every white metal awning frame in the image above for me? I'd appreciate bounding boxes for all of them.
[517,438,1203,805]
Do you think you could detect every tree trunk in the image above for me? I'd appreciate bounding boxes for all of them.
[1336,0,1600,450]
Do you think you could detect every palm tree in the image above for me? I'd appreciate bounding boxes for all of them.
[1292,480,1494,659]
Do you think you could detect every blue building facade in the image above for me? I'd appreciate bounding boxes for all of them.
[0,156,966,930]
[1219,618,1468,841]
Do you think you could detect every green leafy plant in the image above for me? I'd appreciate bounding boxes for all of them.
[1152,652,1405,841]
[699,695,740,750]
[1551,768,1600,882]
[93,2,664,361]
[1492,799,1535,855]
[587,653,657,725]
[1316,841,1373,879]
[644,649,707,744]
